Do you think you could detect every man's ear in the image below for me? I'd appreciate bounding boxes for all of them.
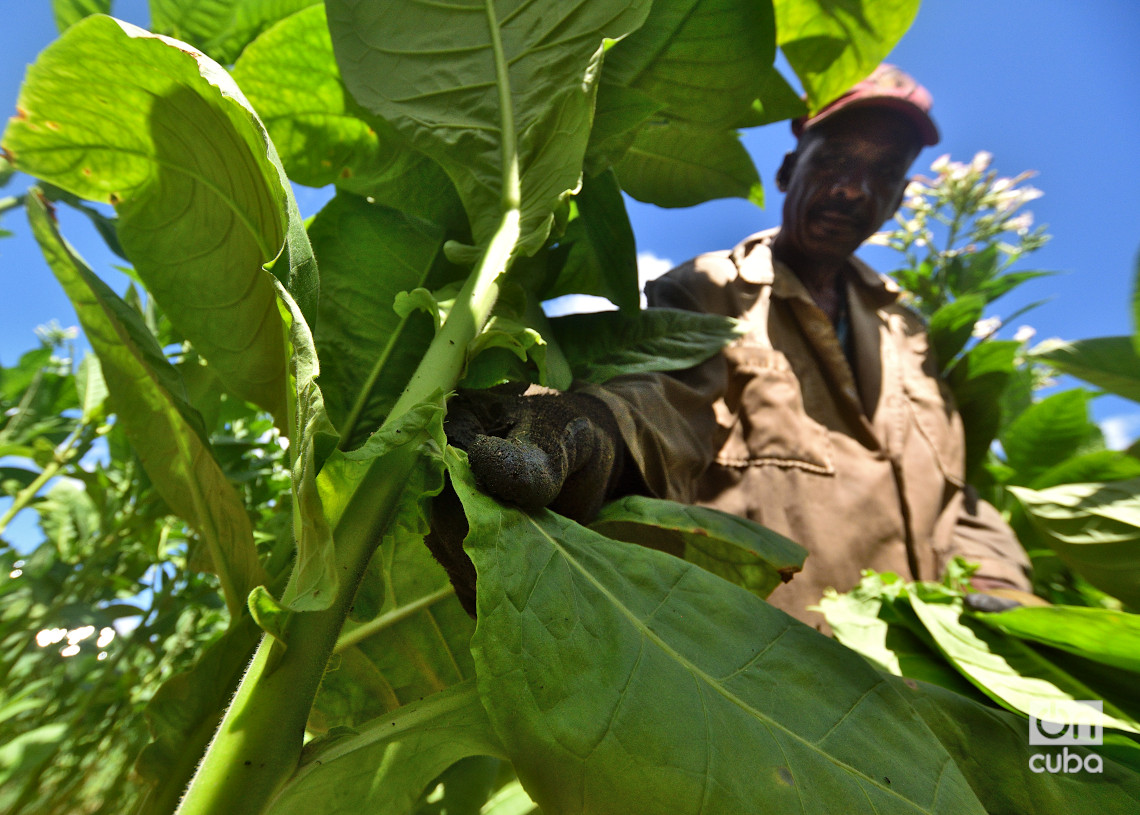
[775,150,797,192]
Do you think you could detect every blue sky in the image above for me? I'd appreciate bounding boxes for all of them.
[2,1,1139,446]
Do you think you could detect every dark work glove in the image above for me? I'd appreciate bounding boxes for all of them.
[424,384,626,617]
[446,384,625,523]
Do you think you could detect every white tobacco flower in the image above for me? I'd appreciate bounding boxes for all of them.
[1005,213,1034,232]
[1013,325,1037,344]
[972,316,1002,338]
[930,154,951,173]
[971,151,993,173]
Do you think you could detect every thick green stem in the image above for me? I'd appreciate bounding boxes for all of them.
[176,439,423,815]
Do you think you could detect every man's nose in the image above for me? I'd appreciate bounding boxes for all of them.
[831,171,870,202]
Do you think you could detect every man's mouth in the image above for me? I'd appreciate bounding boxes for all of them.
[813,208,866,233]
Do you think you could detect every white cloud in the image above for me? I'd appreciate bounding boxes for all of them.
[1100,414,1140,451]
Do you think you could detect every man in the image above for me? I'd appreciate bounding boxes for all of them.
[443,65,1032,628]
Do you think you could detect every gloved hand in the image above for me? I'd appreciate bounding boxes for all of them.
[424,384,626,617]
[446,384,625,523]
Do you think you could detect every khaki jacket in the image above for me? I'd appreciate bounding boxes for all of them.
[585,230,1030,629]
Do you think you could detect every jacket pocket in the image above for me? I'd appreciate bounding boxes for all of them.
[900,349,966,487]
[716,345,835,474]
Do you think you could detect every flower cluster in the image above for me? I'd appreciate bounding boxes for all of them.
[872,151,1052,324]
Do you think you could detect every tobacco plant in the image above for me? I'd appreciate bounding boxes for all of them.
[3,2,1140,814]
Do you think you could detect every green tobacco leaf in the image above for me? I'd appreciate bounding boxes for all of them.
[1032,337,1140,404]
[1009,479,1140,608]
[3,15,300,419]
[448,449,991,815]
[1001,389,1100,486]
[267,680,504,815]
[51,0,111,32]
[134,615,263,815]
[74,352,108,423]
[26,192,266,617]
[545,169,640,312]
[974,605,1140,674]
[614,121,763,208]
[602,0,777,130]
[308,193,447,448]
[895,676,1140,813]
[946,339,1019,482]
[549,307,746,384]
[774,0,921,111]
[315,451,475,731]
[819,573,988,699]
[327,0,652,255]
[231,2,467,229]
[928,294,984,369]
[1028,450,1140,491]
[590,494,805,599]
[907,593,1140,734]
[151,0,318,63]
[481,779,540,815]
[750,66,810,125]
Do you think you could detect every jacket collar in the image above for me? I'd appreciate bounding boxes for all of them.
[730,228,900,309]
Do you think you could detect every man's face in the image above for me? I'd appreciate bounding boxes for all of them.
[777,107,921,267]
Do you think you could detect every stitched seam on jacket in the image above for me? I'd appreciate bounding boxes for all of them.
[714,455,835,474]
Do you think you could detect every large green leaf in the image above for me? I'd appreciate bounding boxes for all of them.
[774,0,922,111]
[50,0,111,31]
[544,169,640,312]
[549,307,746,383]
[1009,479,1140,608]
[448,449,991,815]
[3,15,303,419]
[312,452,476,731]
[326,0,652,255]
[946,340,1019,481]
[308,193,449,447]
[928,295,984,370]
[26,191,266,617]
[1001,390,1101,486]
[614,121,763,208]
[276,282,339,612]
[974,606,1140,674]
[267,680,504,815]
[1032,337,1140,404]
[151,0,318,63]
[908,592,1140,734]
[590,494,806,598]
[231,2,468,229]
[601,0,777,129]
[895,676,1140,814]
[819,572,988,699]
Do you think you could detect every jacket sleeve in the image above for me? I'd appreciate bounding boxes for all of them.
[575,257,737,504]
[944,486,1033,590]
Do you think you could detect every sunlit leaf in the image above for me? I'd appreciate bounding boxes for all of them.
[974,605,1140,674]
[908,592,1140,733]
[326,0,652,255]
[1001,389,1101,486]
[449,448,990,814]
[614,121,763,208]
[26,191,267,617]
[1032,337,1140,404]
[50,0,111,32]
[268,680,504,815]
[549,307,746,383]
[774,0,922,111]
[3,15,305,418]
[590,494,805,598]
[1009,479,1140,608]
[308,193,449,447]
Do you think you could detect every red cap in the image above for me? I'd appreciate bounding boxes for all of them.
[792,64,940,147]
